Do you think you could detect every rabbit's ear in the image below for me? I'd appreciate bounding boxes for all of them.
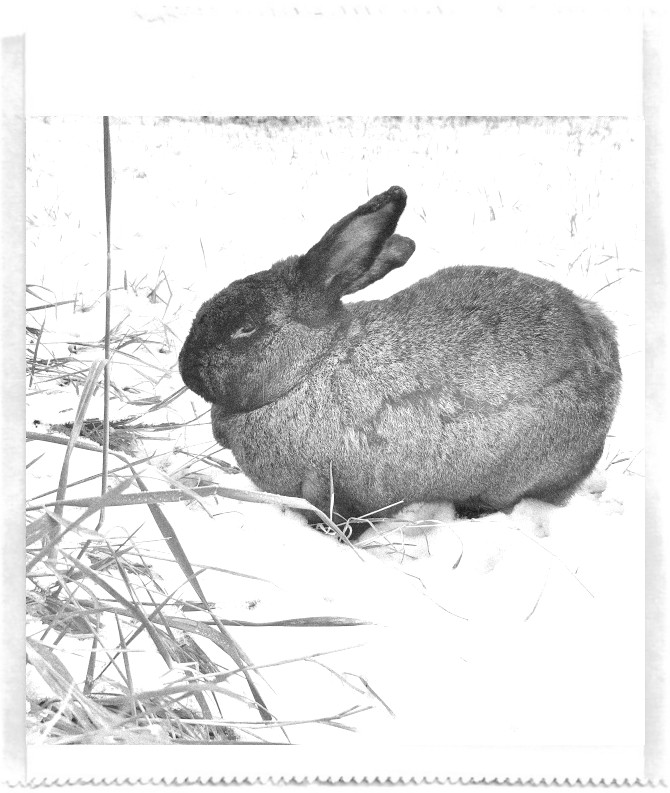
[297,186,412,298]
[339,234,415,296]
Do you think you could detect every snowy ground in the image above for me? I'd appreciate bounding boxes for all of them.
[25,116,644,747]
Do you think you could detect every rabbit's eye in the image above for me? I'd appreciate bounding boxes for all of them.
[231,322,257,340]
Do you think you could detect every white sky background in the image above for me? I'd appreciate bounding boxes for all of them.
[2,0,669,785]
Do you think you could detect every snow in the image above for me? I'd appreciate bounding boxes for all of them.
[25,116,644,747]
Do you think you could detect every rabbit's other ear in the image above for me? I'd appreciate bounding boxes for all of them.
[298,186,413,298]
[339,233,415,296]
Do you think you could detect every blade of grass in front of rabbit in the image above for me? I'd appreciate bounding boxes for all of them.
[29,481,360,555]
[356,501,405,520]
[329,460,334,522]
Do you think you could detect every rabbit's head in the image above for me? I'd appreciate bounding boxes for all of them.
[179,186,415,415]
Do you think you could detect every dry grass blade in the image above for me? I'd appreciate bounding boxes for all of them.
[157,469,216,517]
[193,616,370,628]
[26,513,58,548]
[197,645,368,689]
[54,360,106,521]
[27,636,77,687]
[176,704,371,732]
[27,452,45,470]
[173,447,240,476]
[26,476,137,573]
[102,346,172,373]
[515,528,594,599]
[26,299,77,312]
[26,283,56,300]
[28,317,46,387]
[83,633,99,697]
[31,485,362,554]
[65,602,369,628]
[524,566,553,622]
[346,674,395,717]
[151,616,368,637]
[113,614,137,718]
[111,551,272,586]
[27,450,164,504]
[104,682,264,715]
[27,430,104,454]
[27,639,119,734]
[590,277,623,298]
[306,661,396,718]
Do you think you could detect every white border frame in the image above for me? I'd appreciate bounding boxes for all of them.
[2,0,667,785]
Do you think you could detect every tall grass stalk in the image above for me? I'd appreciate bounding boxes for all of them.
[97,115,113,530]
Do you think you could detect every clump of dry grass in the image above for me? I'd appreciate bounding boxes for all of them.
[26,356,372,744]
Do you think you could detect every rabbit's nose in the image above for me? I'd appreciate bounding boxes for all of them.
[178,345,206,396]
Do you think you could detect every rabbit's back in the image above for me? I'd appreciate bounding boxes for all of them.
[354,265,617,406]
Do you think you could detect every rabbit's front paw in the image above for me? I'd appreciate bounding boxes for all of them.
[510,498,559,538]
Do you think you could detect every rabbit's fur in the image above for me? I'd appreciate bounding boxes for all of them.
[179,186,621,537]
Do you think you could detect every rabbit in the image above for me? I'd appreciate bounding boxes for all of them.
[179,186,621,540]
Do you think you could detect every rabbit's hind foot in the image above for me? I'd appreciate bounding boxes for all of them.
[454,502,498,521]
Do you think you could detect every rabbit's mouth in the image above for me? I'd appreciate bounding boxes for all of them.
[182,371,216,404]
[179,350,253,411]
